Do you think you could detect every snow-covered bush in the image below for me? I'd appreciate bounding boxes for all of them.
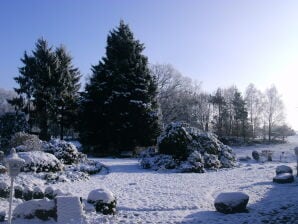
[44,186,54,199]
[87,188,116,215]
[158,122,192,160]
[14,186,23,199]
[10,132,41,152]
[0,165,7,174]
[0,182,10,198]
[33,187,44,199]
[43,140,83,164]
[76,160,103,175]
[13,198,56,221]
[252,150,260,161]
[141,122,237,172]
[18,151,63,172]
[23,186,33,201]
[0,211,5,222]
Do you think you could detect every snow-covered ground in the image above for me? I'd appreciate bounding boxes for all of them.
[3,136,298,223]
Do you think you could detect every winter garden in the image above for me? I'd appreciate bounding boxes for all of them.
[0,21,297,223]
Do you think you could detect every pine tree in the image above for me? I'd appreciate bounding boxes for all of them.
[79,21,160,153]
[10,39,81,140]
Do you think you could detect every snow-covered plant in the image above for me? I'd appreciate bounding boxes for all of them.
[44,186,54,199]
[11,132,42,152]
[14,185,23,199]
[13,198,56,220]
[43,139,83,164]
[33,186,44,199]
[87,188,117,215]
[18,151,63,172]
[158,122,192,160]
[23,186,33,201]
[0,182,10,198]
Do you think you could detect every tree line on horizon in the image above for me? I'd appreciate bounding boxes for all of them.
[0,21,294,154]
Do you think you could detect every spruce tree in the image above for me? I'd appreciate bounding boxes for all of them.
[11,39,81,140]
[80,21,160,153]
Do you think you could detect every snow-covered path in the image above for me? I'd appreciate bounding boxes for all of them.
[10,136,298,223]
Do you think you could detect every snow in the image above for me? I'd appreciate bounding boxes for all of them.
[87,188,115,204]
[56,196,85,224]
[214,192,249,207]
[0,135,297,223]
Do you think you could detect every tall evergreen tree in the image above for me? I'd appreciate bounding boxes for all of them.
[79,21,160,153]
[10,39,81,140]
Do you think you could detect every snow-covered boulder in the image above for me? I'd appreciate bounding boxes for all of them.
[273,173,294,184]
[87,188,116,215]
[0,182,9,198]
[43,139,83,165]
[214,192,249,214]
[13,198,56,221]
[18,151,63,172]
[275,165,293,175]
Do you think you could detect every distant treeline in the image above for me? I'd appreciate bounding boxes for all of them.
[0,21,294,154]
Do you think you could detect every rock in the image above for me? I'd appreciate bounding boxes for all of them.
[87,188,116,215]
[276,165,293,175]
[273,173,294,184]
[214,192,249,214]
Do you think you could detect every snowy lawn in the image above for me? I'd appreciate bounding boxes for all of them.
[2,136,298,223]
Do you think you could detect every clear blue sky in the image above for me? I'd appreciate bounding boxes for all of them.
[1,0,298,127]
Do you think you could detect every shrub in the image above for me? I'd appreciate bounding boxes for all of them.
[14,185,23,199]
[158,122,192,160]
[23,186,33,201]
[44,186,54,199]
[43,140,83,164]
[252,151,260,161]
[87,188,116,215]
[18,151,63,172]
[33,187,44,199]
[0,182,10,198]
[13,198,56,221]
[11,132,42,152]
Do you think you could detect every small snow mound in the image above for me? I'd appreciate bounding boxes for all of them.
[87,188,115,204]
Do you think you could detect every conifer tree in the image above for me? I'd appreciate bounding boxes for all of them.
[79,21,160,153]
[11,39,81,140]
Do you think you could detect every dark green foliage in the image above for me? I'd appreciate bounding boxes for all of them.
[79,21,160,154]
[33,187,44,199]
[10,39,81,140]
[0,112,28,149]
[158,122,191,160]
[0,182,10,198]
[23,187,33,201]
[14,186,23,199]
[95,200,117,215]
